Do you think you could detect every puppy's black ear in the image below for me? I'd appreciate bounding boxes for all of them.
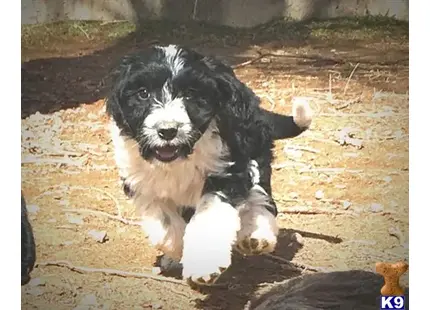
[107,52,139,99]
[118,53,141,72]
[213,71,251,111]
[104,55,134,102]
[110,54,134,81]
[215,78,239,112]
[105,54,137,137]
[117,46,159,72]
[197,54,235,95]
[201,55,236,77]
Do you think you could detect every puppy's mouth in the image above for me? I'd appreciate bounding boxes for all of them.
[154,145,181,162]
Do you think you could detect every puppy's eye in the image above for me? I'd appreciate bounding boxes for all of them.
[137,88,150,100]
[184,89,197,100]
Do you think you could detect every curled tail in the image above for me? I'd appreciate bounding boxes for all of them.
[263,98,313,140]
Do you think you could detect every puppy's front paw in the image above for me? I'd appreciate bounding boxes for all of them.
[236,206,278,255]
[180,194,240,285]
[181,244,231,285]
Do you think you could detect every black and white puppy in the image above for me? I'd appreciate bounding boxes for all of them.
[21,194,36,285]
[106,45,312,284]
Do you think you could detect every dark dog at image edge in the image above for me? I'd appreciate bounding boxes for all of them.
[106,44,313,284]
[245,270,409,310]
[21,194,36,285]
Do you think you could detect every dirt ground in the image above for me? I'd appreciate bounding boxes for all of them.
[21,17,409,310]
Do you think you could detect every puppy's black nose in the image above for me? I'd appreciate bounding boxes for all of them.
[157,128,178,140]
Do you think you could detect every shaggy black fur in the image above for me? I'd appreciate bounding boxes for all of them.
[21,194,36,285]
[107,45,310,216]
[245,270,409,310]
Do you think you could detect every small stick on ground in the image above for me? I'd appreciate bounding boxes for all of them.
[280,206,355,216]
[272,162,310,170]
[334,101,351,110]
[62,208,141,226]
[100,20,129,25]
[232,52,269,69]
[343,62,359,95]
[318,111,407,118]
[334,96,362,110]
[34,150,84,158]
[298,167,364,174]
[21,155,86,167]
[262,253,331,273]
[274,198,299,203]
[284,145,321,154]
[74,24,91,40]
[36,260,189,286]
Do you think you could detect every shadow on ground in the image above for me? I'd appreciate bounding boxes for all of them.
[153,228,343,310]
[21,17,408,119]
[21,18,309,118]
[197,228,342,309]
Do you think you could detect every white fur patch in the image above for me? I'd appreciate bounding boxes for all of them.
[236,186,279,255]
[143,98,190,127]
[143,97,193,146]
[181,193,241,283]
[158,45,184,76]
[139,202,186,260]
[161,81,173,103]
[110,120,229,206]
[109,120,231,259]
[141,216,168,246]
[292,97,313,129]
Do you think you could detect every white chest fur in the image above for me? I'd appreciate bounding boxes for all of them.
[109,120,229,207]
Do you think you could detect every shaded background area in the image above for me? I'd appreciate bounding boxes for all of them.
[21,3,409,309]
[22,0,408,27]
[21,16,408,118]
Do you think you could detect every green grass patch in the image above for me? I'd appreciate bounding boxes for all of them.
[307,16,409,41]
[21,15,408,51]
[22,20,136,48]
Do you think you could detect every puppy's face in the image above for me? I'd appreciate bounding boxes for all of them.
[107,45,223,163]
